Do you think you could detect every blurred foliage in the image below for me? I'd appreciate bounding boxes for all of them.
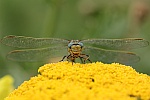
[0,0,150,87]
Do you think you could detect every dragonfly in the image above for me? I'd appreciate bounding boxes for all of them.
[1,35,149,65]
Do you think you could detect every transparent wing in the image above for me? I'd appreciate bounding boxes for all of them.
[1,35,69,48]
[6,46,68,62]
[83,47,140,65]
[82,38,149,50]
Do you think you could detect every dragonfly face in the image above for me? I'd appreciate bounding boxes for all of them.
[1,35,149,65]
[68,40,83,55]
[64,40,91,63]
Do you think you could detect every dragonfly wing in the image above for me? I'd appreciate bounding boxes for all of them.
[82,38,149,50]
[1,35,68,48]
[6,46,68,62]
[83,46,140,65]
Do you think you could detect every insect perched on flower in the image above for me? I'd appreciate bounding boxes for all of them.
[1,35,149,65]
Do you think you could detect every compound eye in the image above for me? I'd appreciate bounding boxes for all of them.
[78,42,83,47]
[68,42,73,48]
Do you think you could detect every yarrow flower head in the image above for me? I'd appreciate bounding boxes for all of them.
[0,75,14,100]
[5,61,150,100]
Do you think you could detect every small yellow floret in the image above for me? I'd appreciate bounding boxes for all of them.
[5,62,150,100]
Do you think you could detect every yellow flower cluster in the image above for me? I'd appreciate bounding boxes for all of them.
[5,61,150,100]
[0,75,14,100]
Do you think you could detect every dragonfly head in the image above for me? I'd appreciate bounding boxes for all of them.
[68,40,83,55]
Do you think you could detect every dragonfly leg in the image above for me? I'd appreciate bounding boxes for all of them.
[80,57,84,63]
[87,58,92,63]
[72,59,75,65]
[80,54,92,63]
[67,54,75,65]
[60,55,67,62]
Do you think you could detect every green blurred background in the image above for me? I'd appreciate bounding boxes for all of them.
[0,0,150,87]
